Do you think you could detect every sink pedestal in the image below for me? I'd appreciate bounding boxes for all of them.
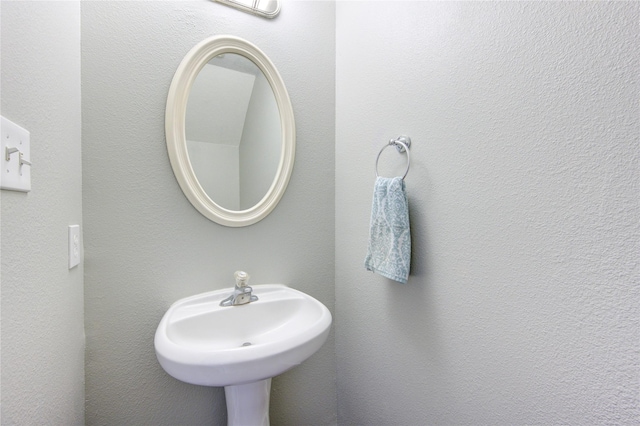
[225,378,271,426]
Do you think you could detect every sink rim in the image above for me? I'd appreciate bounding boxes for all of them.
[154,284,332,387]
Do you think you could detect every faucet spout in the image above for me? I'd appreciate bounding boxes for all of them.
[220,271,258,306]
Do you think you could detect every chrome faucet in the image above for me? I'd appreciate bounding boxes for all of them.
[220,271,258,307]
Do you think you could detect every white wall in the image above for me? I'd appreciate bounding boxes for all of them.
[336,2,639,424]
[82,1,335,424]
[0,1,85,424]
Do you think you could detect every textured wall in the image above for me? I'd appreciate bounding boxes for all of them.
[82,1,335,424]
[0,2,85,424]
[336,2,639,424]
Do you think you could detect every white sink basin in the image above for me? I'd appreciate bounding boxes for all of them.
[154,284,332,387]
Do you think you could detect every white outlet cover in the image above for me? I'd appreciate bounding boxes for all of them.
[1,116,31,192]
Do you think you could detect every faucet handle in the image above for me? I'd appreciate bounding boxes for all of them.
[234,271,250,288]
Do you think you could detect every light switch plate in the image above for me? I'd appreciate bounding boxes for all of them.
[1,116,31,192]
[69,225,81,269]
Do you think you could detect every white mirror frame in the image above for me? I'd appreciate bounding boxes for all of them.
[166,35,295,227]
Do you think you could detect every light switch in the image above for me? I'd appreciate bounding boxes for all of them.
[1,116,31,192]
[69,225,81,269]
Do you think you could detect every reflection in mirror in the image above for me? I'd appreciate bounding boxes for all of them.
[213,0,280,19]
[185,54,281,211]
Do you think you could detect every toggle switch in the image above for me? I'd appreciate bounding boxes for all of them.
[1,116,31,192]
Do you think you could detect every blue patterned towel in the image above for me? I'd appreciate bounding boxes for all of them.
[364,177,411,283]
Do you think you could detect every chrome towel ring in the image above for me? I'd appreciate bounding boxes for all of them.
[375,135,411,180]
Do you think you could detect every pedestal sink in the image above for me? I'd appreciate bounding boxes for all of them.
[154,284,332,425]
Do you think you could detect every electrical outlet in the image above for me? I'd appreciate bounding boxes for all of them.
[69,225,81,269]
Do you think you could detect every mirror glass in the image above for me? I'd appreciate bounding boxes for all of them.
[165,35,295,227]
[185,54,281,211]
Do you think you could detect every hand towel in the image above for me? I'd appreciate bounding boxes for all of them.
[364,176,411,283]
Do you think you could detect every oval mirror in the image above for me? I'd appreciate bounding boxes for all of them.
[166,35,295,227]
